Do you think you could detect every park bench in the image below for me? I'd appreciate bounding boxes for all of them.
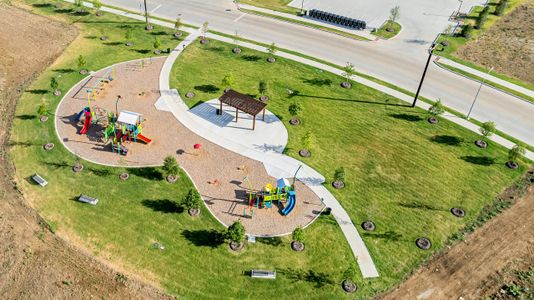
[32,174,48,187]
[78,194,99,205]
[250,270,276,279]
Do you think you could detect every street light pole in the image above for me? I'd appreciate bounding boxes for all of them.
[457,0,463,16]
[412,43,436,108]
[466,67,493,120]
[143,0,149,24]
[300,0,305,15]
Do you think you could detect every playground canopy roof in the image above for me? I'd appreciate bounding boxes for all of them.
[117,111,141,125]
[219,89,267,116]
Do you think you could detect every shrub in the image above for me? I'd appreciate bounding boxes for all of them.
[508,144,526,162]
[461,24,473,38]
[288,102,302,118]
[334,167,345,182]
[495,0,508,16]
[226,220,245,244]
[182,189,201,210]
[162,155,179,177]
[479,121,496,139]
[292,226,305,243]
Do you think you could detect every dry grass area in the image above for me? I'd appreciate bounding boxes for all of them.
[380,181,534,300]
[0,3,172,299]
[456,0,534,84]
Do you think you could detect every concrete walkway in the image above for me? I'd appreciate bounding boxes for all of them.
[157,31,380,279]
[436,57,534,99]
[236,3,375,40]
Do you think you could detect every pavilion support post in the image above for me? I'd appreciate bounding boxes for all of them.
[253,115,256,130]
[219,100,223,115]
[262,109,265,121]
[235,108,239,122]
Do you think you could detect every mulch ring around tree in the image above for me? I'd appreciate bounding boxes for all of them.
[43,143,55,151]
[119,172,129,181]
[232,47,241,54]
[53,90,62,96]
[166,174,178,183]
[416,237,432,250]
[185,92,195,98]
[40,115,48,122]
[342,279,358,293]
[289,117,300,125]
[291,241,305,252]
[427,117,438,124]
[267,57,276,63]
[450,207,465,218]
[200,38,209,44]
[79,69,88,75]
[72,163,84,173]
[154,50,161,55]
[340,81,352,89]
[100,35,107,41]
[506,161,519,169]
[259,95,269,102]
[145,25,154,31]
[188,208,200,217]
[361,220,376,231]
[332,181,345,189]
[125,41,134,47]
[229,241,244,252]
[174,32,182,38]
[299,149,311,157]
[475,140,488,148]
[95,11,103,17]
[385,27,394,32]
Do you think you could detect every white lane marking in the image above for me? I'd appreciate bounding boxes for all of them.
[233,13,246,22]
[150,4,162,13]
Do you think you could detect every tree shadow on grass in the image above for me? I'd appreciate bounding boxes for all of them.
[203,46,224,52]
[150,31,168,36]
[87,168,112,177]
[130,49,151,54]
[256,237,283,247]
[362,230,403,241]
[32,3,52,7]
[129,167,163,180]
[141,199,183,213]
[389,113,423,122]
[103,41,123,46]
[40,160,70,169]
[461,155,495,166]
[430,135,465,146]
[194,84,220,93]
[294,93,408,107]
[9,140,38,147]
[302,78,332,87]
[53,8,73,14]
[242,55,262,62]
[53,68,75,73]
[278,268,335,288]
[399,201,445,212]
[15,114,37,120]
[181,229,225,248]
[26,89,48,95]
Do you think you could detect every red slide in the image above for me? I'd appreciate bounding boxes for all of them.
[79,114,92,135]
[136,133,152,144]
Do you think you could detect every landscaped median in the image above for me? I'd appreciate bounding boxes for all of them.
[371,20,401,39]
[170,38,529,296]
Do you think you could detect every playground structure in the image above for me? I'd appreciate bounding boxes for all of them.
[244,166,301,219]
[103,110,152,156]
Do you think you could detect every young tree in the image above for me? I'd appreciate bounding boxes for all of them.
[77,55,87,71]
[495,0,508,16]
[266,42,277,62]
[74,0,85,14]
[334,167,345,183]
[182,189,201,210]
[259,80,268,96]
[226,220,245,244]
[37,103,48,117]
[292,226,305,243]
[301,131,313,150]
[221,73,234,91]
[508,144,525,164]
[461,24,473,38]
[443,24,454,36]
[428,99,445,122]
[162,155,179,182]
[476,6,490,29]
[479,121,496,140]
[341,62,355,88]
[201,21,209,39]
[288,102,302,119]
[389,6,400,23]
[174,17,182,35]
[93,0,102,15]
[153,37,161,53]
[124,28,133,46]
[50,77,59,94]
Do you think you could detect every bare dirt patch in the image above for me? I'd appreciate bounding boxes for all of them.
[456,0,534,84]
[0,4,172,299]
[380,185,534,300]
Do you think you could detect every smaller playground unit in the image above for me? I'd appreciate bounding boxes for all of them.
[244,176,298,219]
[103,110,152,156]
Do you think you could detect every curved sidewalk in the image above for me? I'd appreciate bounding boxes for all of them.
[157,33,379,278]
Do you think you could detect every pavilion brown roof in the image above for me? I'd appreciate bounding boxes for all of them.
[219,89,267,116]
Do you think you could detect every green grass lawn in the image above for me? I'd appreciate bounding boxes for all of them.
[435,0,534,91]
[238,0,300,14]
[170,39,529,294]
[10,1,370,299]
[371,21,401,39]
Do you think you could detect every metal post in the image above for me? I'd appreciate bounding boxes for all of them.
[412,43,436,108]
[467,67,493,120]
[457,0,463,16]
[143,0,149,24]
[300,0,305,14]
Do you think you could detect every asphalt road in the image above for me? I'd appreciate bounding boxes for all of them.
[107,0,534,146]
